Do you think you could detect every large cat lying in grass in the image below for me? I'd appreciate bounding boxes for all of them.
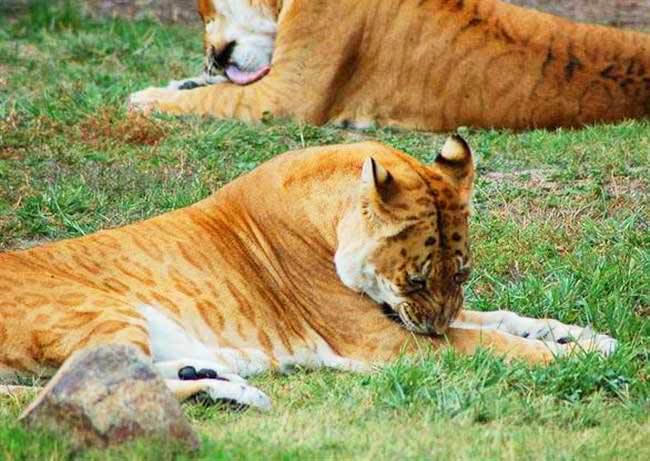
[129,0,650,131]
[0,136,617,409]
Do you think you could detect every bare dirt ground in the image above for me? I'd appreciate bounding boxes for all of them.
[4,0,644,27]
[509,0,650,27]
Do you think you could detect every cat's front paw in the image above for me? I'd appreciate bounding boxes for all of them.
[166,75,227,91]
[533,323,617,356]
[201,380,272,411]
[128,87,174,114]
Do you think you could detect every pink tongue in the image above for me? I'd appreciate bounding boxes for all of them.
[225,64,271,85]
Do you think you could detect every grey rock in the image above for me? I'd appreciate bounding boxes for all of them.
[20,344,200,452]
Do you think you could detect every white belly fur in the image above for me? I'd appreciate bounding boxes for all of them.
[137,304,368,377]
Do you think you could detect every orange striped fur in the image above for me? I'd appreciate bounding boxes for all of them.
[130,0,650,131]
[0,140,616,405]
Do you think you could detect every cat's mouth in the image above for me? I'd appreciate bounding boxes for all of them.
[207,42,271,86]
[381,303,406,327]
[224,64,270,85]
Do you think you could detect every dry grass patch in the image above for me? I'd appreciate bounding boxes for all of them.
[78,110,169,148]
[480,169,649,232]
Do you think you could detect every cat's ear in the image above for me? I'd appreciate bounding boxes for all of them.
[433,134,474,202]
[359,157,394,223]
[198,0,216,22]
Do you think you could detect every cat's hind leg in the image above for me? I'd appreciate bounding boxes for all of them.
[138,305,272,410]
[165,379,271,410]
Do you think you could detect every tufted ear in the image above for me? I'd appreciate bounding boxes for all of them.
[359,157,394,223]
[434,135,475,202]
[197,0,216,21]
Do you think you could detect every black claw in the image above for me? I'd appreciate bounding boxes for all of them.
[197,368,219,380]
[189,393,248,411]
[557,337,573,345]
[179,80,201,90]
[178,366,198,380]
[536,328,549,338]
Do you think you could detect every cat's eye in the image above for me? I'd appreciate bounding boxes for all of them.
[406,259,432,291]
[407,274,427,288]
[453,270,470,285]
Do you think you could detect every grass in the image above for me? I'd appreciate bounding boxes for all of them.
[1,2,649,460]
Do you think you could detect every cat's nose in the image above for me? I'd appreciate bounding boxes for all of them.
[211,41,236,68]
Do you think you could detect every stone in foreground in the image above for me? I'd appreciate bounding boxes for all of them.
[20,344,199,452]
